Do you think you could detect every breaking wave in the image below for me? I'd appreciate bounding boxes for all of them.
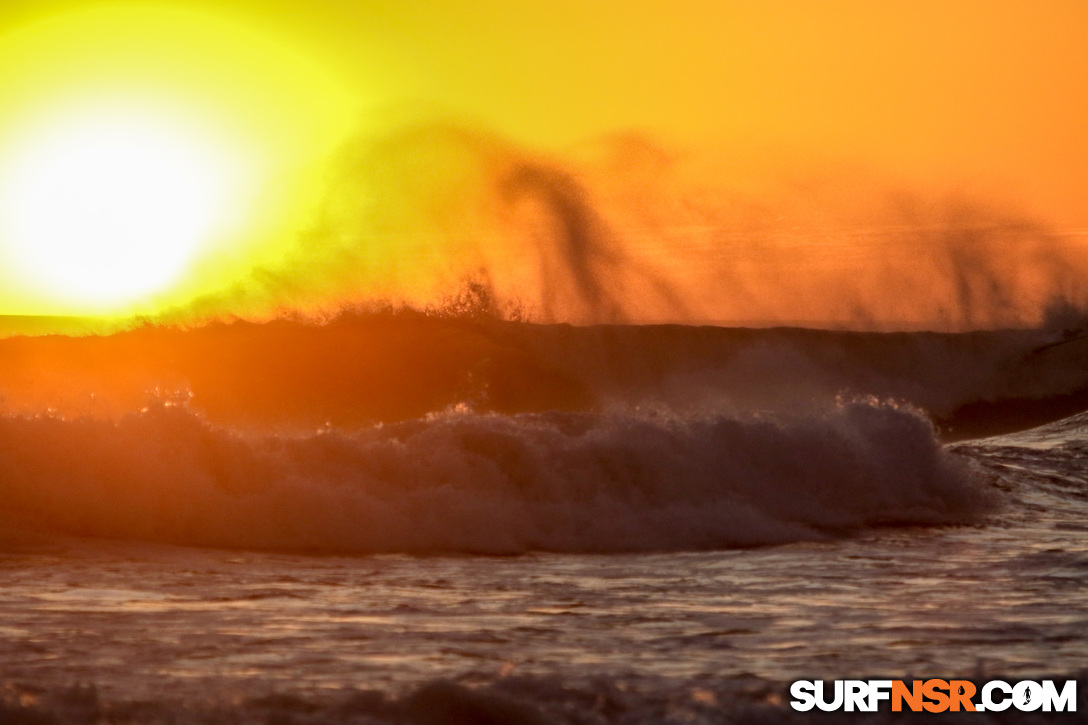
[0,401,988,554]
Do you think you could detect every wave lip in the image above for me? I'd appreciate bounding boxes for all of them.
[0,403,989,554]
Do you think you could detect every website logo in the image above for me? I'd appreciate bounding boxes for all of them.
[789,679,1076,713]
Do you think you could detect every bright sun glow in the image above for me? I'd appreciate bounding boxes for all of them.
[0,4,356,315]
[0,109,235,306]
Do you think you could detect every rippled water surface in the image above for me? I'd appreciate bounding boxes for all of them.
[2,420,1087,722]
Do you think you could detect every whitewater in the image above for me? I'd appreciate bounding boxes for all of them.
[1,314,1087,722]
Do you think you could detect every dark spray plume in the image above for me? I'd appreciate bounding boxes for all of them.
[169,117,1088,331]
[171,121,684,325]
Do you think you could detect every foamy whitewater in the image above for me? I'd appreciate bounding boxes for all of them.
[1,316,1086,723]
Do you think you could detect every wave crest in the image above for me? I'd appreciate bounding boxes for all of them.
[0,402,989,553]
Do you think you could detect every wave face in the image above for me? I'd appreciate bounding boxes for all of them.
[2,313,1081,552]
[1,312,1087,439]
[0,402,987,553]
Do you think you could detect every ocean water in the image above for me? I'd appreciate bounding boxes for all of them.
[1,315,1086,723]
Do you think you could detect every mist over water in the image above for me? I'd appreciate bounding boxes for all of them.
[165,118,1088,331]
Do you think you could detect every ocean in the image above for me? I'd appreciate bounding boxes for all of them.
[1,312,1086,723]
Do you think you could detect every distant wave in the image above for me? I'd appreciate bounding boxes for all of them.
[1,312,1086,439]
[0,402,988,553]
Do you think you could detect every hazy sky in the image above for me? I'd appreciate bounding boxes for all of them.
[4,0,1086,228]
[1,0,1086,320]
[224,0,1088,227]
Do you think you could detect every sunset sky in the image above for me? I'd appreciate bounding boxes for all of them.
[0,0,1085,317]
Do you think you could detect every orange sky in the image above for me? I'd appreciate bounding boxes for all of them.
[1,0,1086,322]
[161,0,1088,228]
[3,0,1085,228]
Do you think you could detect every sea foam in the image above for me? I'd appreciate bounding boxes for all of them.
[0,402,989,553]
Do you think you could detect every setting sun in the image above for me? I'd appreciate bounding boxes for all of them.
[0,107,236,306]
[0,3,355,315]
